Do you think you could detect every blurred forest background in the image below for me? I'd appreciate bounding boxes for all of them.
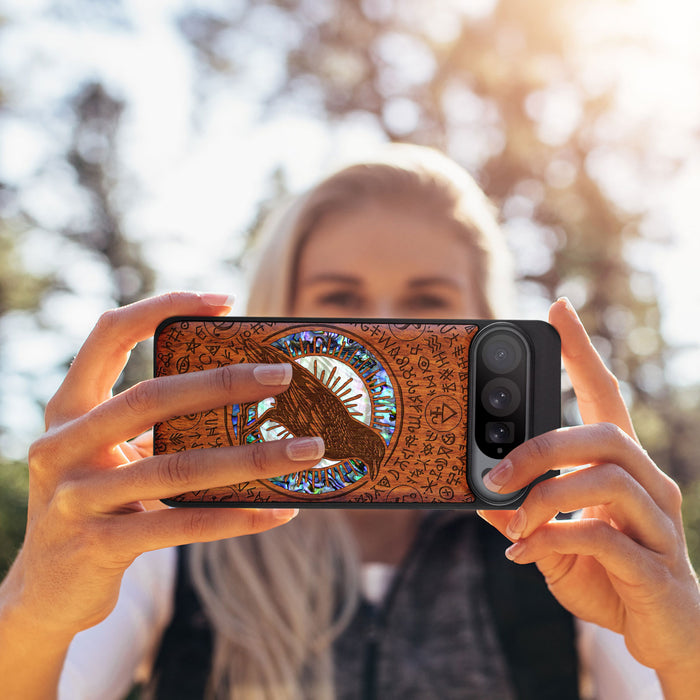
[1,0,700,574]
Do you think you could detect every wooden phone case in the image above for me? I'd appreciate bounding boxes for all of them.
[153,317,559,508]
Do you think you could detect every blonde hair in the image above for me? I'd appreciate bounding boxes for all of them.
[189,512,359,700]
[188,144,514,699]
[246,143,514,317]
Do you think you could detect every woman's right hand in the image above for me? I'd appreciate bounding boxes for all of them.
[1,292,324,642]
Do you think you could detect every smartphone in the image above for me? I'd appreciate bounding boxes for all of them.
[153,317,560,509]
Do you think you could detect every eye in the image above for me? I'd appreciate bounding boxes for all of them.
[402,294,452,312]
[315,289,366,311]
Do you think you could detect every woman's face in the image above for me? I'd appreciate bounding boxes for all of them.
[293,202,484,319]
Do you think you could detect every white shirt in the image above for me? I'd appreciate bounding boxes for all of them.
[59,548,176,700]
[59,548,663,700]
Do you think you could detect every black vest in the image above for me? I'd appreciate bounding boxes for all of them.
[148,514,579,699]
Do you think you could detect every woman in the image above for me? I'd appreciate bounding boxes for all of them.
[0,145,698,699]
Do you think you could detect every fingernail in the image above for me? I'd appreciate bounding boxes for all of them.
[254,363,293,386]
[505,541,527,561]
[286,436,325,462]
[483,460,512,493]
[557,296,578,319]
[273,508,299,521]
[199,293,236,309]
[506,509,527,540]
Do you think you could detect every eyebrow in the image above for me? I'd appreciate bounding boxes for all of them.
[302,274,362,286]
[407,277,462,290]
[302,274,462,290]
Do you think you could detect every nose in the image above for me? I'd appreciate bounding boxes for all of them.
[364,300,400,319]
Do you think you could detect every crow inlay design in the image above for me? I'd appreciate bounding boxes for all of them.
[239,339,387,481]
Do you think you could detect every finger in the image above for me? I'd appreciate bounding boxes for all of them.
[476,509,516,540]
[127,430,153,459]
[67,362,293,455]
[548,298,636,439]
[85,437,325,508]
[504,517,663,587]
[47,292,235,424]
[120,441,144,462]
[119,431,152,461]
[483,423,681,515]
[504,464,675,554]
[110,506,300,558]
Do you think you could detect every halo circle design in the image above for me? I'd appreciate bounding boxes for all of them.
[232,329,397,496]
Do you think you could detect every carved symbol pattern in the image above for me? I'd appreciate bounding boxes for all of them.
[153,320,478,504]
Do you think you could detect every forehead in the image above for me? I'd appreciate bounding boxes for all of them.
[298,202,472,279]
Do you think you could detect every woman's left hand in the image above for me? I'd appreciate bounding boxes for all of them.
[478,298,700,696]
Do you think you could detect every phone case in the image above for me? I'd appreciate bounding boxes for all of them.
[153,317,560,508]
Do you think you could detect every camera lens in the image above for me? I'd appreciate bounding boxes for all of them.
[482,334,523,374]
[481,378,521,417]
[486,421,514,444]
[490,387,510,410]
